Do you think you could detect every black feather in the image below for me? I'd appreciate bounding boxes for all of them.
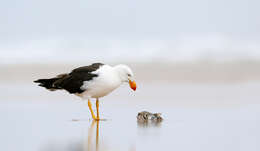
[34,63,104,93]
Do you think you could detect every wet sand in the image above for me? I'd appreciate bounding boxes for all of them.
[1,62,260,151]
[1,81,260,151]
[1,61,260,83]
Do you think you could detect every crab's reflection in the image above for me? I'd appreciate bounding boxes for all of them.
[137,120,162,128]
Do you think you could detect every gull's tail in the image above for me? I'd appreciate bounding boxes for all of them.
[34,74,68,91]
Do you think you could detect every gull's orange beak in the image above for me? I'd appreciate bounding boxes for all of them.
[129,80,136,91]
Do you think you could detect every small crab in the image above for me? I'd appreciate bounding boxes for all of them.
[137,111,163,123]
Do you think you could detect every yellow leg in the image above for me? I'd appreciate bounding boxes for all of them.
[96,120,99,151]
[96,98,100,120]
[88,99,97,120]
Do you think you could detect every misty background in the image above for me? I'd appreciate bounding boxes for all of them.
[1,0,260,64]
[1,1,260,151]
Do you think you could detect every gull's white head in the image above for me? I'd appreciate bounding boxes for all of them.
[114,64,136,91]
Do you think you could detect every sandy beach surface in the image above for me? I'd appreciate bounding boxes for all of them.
[1,63,260,151]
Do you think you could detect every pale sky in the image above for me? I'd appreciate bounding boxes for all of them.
[1,0,260,37]
[1,0,260,63]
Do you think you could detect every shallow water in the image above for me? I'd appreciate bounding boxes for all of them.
[1,82,260,151]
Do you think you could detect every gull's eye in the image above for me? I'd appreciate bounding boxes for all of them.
[127,74,131,77]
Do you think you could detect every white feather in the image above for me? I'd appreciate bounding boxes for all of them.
[77,65,123,99]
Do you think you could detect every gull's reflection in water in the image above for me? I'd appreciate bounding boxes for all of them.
[86,120,100,151]
[41,120,137,151]
[86,120,136,151]
[40,120,102,151]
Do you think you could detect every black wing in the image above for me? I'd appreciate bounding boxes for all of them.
[71,63,104,73]
[34,63,104,94]
[55,63,104,94]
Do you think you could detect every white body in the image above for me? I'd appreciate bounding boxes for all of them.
[76,65,123,99]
